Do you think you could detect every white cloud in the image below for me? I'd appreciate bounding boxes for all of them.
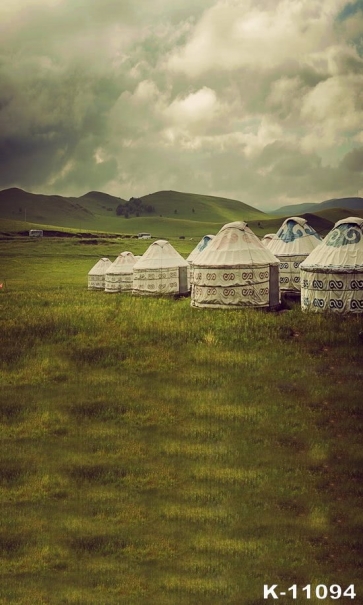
[165,87,218,123]
[166,0,348,75]
[132,80,161,103]
[300,74,363,152]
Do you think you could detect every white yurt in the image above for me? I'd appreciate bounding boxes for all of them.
[105,251,136,293]
[191,221,280,309]
[261,233,276,246]
[186,234,215,287]
[300,217,363,314]
[88,257,112,290]
[132,239,189,296]
[266,217,321,294]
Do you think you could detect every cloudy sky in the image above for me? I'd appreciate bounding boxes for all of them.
[1,0,363,210]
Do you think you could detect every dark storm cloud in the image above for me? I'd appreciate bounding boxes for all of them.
[340,146,363,172]
[0,59,126,189]
[0,0,210,193]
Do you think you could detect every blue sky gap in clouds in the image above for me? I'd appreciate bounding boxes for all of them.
[338,0,363,20]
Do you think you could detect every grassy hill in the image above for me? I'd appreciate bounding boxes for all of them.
[0,188,268,238]
[308,207,363,225]
[140,190,266,222]
[2,187,363,240]
[0,188,94,225]
[273,196,363,215]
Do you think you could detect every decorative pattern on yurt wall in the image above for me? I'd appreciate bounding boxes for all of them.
[105,251,136,293]
[301,272,363,313]
[300,218,363,314]
[267,217,321,294]
[193,266,274,307]
[191,222,280,309]
[133,267,182,295]
[88,258,112,291]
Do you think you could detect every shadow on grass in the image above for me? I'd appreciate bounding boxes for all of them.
[65,463,127,484]
[0,460,34,486]
[0,532,34,558]
[67,400,128,421]
[67,340,129,367]
[68,534,128,556]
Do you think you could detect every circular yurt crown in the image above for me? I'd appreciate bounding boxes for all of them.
[219,221,248,232]
[151,239,168,248]
[282,216,307,227]
[193,221,279,267]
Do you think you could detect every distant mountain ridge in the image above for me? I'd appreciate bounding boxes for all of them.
[0,187,267,235]
[273,197,363,215]
[1,187,363,238]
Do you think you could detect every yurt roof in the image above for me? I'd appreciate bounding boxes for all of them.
[106,251,136,274]
[88,257,112,275]
[285,216,307,227]
[267,216,321,256]
[261,233,276,245]
[301,216,363,271]
[334,217,363,229]
[133,239,188,269]
[187,234,215,263]
[194,221,279,267]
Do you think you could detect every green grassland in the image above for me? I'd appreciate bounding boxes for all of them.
[0,211,338,243]
[0,239,363,604]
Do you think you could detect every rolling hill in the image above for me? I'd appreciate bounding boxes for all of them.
[0,188,126,230]
[1,187,362,240]
[273,197,363,216]
[0,187,268,237]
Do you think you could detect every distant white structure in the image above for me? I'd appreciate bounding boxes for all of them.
[267,217,321,294]
[191,221,280,309]
[187,234,215,287]
[105,251,136,293]
[29,229,43,237]
[300,217,363,314]
[88,257,112,290]
[137,233,151,239]
[133,239,189,296]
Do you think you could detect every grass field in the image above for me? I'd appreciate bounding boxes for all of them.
[1,238,363,604]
